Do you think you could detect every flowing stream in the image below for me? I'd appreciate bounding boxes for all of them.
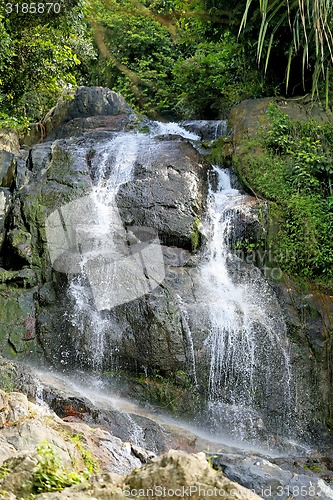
[198,166,295,442]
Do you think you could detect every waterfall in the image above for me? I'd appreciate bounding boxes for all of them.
[200,166,294,442]
[63,133,140,370]
[44,121,303,446]
[48,124,199,371]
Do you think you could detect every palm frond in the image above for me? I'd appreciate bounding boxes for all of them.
[240,0,333,96]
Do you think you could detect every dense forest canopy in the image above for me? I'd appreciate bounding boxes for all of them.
[0,0,332,123]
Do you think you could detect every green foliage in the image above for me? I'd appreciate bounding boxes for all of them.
[173,33,264,117]
[0,0,274,120]
[0,466,11,480]
[0,112,29,131]
[0,0,97,122]
[67,434,99,474]
[265,103,333,196]
[29,441,85,494]
[191,217,200,252]
[240,0,333,101]
[86,0,269,118]
[87,0,180,116]
[277,193,333,277]
[234,103,333,282]
[137,370,199,415]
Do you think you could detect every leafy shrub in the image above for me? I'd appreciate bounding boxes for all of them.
[173,33,264,118]
[234,103,333,283]
[30,441,85,494]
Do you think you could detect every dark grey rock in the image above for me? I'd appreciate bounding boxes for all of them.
[117,137,210,250]
[0,151,16,189]
[181,120,227,141]
[43,87,134,140]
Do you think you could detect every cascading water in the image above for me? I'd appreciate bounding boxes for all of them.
[47,121,304,447]
[65,133,141,370]
[58,124,199,371]
[199,166,295,442]
[176,294,198,388]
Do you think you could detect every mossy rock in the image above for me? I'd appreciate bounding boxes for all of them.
[0,289,40,361]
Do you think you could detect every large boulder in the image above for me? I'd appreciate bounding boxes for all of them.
[22,130,210,376]
[0,389,153,491]
[229,96,329,143]
[117,136,208,249]
[22,87,136,146]
[125,450,262,500]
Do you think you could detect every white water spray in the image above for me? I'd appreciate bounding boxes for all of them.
[199,167,293,440]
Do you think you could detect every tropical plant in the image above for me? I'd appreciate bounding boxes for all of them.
[240,0,333,103]
[0,0,97,122]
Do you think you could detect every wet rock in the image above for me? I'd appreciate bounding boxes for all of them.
[181,120,227,141]
[0,151,16,189]
[117,137,209,250]
[0,267,38,288]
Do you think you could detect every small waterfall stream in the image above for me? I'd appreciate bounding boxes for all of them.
[60,124,199,371]
[199,166,294,441]
[65,132,141,370]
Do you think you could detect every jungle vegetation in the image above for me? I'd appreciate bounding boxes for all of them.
[0,0,333,285]
[1,0,333,123]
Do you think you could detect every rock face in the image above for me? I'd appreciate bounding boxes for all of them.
[117,136,208,249]
[0,387,264,500]
[23,86,136,145]
[228,96,333,439]
[0,87,333,455]
[0,86,211,382]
